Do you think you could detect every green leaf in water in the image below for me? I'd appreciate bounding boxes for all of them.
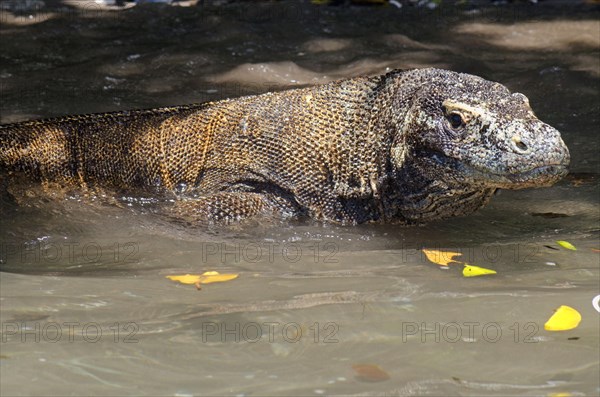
[556,241,577,251]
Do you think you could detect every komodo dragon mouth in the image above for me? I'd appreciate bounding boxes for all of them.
[424,149,569,189]
[501,164,569,186]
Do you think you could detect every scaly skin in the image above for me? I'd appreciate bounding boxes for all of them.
[0,68,570,224]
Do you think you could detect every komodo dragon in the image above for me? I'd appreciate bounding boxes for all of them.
[0,68,570,224]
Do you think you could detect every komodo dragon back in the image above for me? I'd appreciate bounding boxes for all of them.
[0,68,570,225]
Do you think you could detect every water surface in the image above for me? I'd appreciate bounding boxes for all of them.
[0,1,599,396]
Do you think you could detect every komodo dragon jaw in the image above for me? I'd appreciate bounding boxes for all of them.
[0,68,570,225]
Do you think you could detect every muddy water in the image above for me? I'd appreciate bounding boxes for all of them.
[0,2,599,396]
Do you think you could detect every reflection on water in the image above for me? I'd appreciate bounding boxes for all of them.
[1,1,599,396]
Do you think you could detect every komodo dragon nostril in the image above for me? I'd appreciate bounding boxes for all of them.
[511,136,529,153]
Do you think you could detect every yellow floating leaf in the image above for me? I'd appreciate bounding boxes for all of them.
[199,271,238,284]
[166,271,238,287]
[165,274,201,284]
[556,240,576,251]
[422,249,463,266]
[462,264,497,277]
[352,364,390,382]
[544,305,581,331]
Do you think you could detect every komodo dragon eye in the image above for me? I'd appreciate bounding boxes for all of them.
[447,113,464,129]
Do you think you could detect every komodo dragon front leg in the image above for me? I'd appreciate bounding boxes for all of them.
[168,192,300,224]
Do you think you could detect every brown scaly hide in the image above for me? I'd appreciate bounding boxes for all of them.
[0,69,570,224]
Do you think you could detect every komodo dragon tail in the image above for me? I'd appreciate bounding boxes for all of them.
[0,117,75,181]
[0,105,206,186]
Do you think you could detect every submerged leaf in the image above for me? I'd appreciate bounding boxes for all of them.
[531,212,569,218]
[544,305,581,331]
[422,249,463,266]
[352,364,390,382]
[462,264,497,277]
[556,240,577,251]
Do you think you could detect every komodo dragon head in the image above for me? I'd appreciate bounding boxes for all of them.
[397,69,570,189]
[383,69,570,222]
